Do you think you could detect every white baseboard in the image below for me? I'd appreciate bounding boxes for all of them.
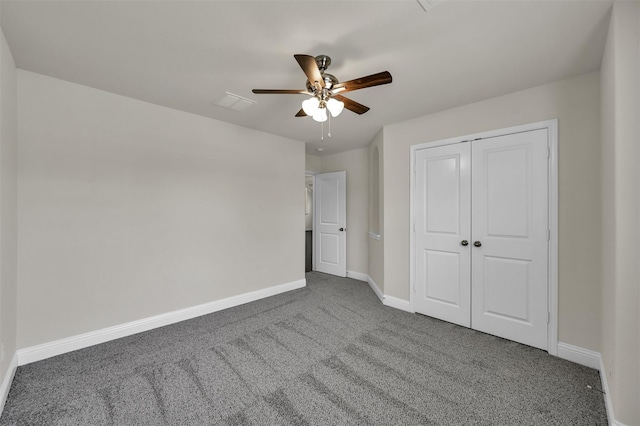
[598,355,631,426]
[366,276,384,302]
[17,278,306,366]
[556,342,601,370]
[346,271,368,282]
[362,275,411,313]
[383,295,414,313]
[555,342,629,426]
[0,353,18,415]
[599,356,616,426]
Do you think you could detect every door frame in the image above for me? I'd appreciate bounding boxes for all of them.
[409,119,558,355]
[305,170,316,272]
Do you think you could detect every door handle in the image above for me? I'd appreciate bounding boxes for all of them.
[339,227,345,232]
[461,240,469,246]
[474,241,482,247]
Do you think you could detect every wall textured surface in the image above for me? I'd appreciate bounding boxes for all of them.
[17,71,305,348]
[0,14,18,393]
[368,131,384,292]
[600,2,640,424]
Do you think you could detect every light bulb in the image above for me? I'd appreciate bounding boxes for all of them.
[302,97,320,116]
[313,107,327,122]
[326,98,344,117]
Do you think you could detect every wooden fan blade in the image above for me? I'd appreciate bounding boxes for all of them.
[295,109,307,117]
[294,54,325,89]
[252,89,309,94]
[334,94,370,115]
[332,71,392,94]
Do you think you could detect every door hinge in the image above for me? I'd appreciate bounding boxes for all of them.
[413,223,416,233]
[547,146,551,158]
[548,229,551,241]
[547,312,550,324]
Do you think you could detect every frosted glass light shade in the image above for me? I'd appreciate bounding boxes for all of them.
[312,107,327,122]
[302,97,320,116]
[326,98,344,117]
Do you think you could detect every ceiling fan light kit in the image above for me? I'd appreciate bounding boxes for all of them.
[313,107,328,123]
[252,54,392,137]
[326,98,344,117]
[302,97,344,122]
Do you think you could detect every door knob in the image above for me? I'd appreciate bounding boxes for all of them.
[461,240,469,246]
[339,227,345,232]
[474,241,482,247]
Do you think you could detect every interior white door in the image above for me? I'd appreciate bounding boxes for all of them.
[414,143,471,327]
[471,129,549,349]
[314,171,347,277]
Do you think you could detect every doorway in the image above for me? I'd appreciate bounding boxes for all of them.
[305,174,314,272]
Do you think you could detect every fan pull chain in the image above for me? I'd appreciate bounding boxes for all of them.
[319,109,333,142]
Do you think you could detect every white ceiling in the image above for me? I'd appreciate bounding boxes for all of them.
[1,0,612,156]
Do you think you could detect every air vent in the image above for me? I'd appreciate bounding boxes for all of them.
[214,92,257,112]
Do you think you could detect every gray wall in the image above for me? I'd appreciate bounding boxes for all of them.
[0,11,18,394]
[600,2,640,424]
[17,71,305,348]
[367,131,384,291]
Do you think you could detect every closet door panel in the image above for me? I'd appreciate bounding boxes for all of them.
[471,129,549,350]
[414,143,471,327]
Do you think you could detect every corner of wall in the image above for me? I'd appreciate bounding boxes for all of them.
[367,130,385,293]
[0,22,19,416]
[598,2,640,425]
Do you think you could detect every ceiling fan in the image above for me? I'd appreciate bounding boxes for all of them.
[252,54,392,122]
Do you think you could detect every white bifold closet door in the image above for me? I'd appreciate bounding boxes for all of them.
[414,142,472,328]
[414,129,549,350]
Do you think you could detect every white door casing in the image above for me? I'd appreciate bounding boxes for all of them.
[413,143,472,327]
[314,171,347,277]
[411,121,555,352]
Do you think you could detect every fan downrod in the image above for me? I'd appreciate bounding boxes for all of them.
[315,55,331,73]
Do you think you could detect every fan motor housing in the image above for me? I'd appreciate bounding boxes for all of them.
[306,73,338,93]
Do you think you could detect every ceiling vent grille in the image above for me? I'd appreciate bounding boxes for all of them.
[214,92,257,112]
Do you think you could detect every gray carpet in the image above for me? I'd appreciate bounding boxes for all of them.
[1,272,607,425]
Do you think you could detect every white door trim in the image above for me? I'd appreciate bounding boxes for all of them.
[410,119,558,355]
[306,172,316,272]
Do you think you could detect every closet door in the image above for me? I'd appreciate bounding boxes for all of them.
[414,143,471,327]
[471,129,549,349]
